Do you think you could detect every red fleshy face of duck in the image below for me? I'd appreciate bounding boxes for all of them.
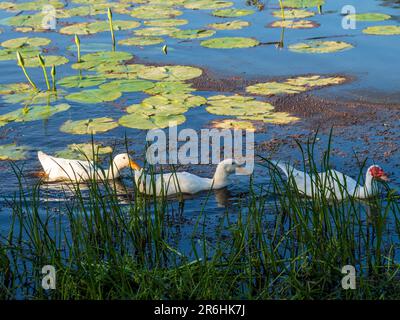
[369,166,389,182]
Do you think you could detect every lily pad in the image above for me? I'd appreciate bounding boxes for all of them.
[58,75,106,88]
[201,37,260,49]
[272,9,315,19]
[288,40,353,53]
[2,90,64,105]
[65,89,122,104]
[143,19,188,27]
[345,13,391,22]
[0,144,29,161]
[283,0,325,8]
[72,51,133,70]
[60,20,141,35]
[285,75,347,87]
[138,66,203,81]
[0,83,32,95]
[269,20,319,29]
[0,103,70,126]
[212,9,254,18]
[137,93,206,112]
[184,0,233,10]
[362,25,400,35]
[134,27,180,36]
[170,29,216,39]
[0,47,40,61]
[130,5,182,19]
[99,79,154,92]
[24,55,69,68]
[241,112,300,124]
[144,81,194,95]
[119,113,186,130]
[246,82,307,96]
[118,37,164,46]
[1,37,51,49]
[55,143,113,161]
[212,119,255,131]
[60,117,119,135]
[208,20,250,30]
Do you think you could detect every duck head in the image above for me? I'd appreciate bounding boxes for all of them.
[113,153,141,171]
[368,165,389,182]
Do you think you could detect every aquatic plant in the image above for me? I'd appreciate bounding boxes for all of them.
[51,65,56,92]
[16,51,37,91]
[107,8,115,51]
[74,34,81,62]
[37,54,50,90]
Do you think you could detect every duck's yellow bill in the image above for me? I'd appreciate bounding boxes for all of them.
[129,160,141,170]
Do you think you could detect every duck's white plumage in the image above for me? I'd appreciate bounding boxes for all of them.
[38,151,140,182]
[271,161,389,200]
[134,159,242,196]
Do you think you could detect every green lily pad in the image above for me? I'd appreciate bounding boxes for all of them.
[143,19,188,27]
[2,90,64,105]
[272,9,315,19]
[119,113,186,130]
[96,64,146,80]
[0,103,70,126]
[72,51,133,70]
[60,117,119,135]
[134,27,180,36]
[345,13,391,22]
[170,29,216,39]
[288,40,353,53]
[246,82,307,96]
[60,20,141,35]
[240,112,300,124]
[0,0,64,11]
[208,20,250,30]
[362,25,400,35]
[118,36,165,46]
[269,20,319,29]
[0,47,40,61]
[58,75,106,88]
[283,0,325,8]
[212,8,254,18]
[130,5,182,19]
[0,83,32,95]
[144,81,194,95]
[0,144,29,161]
[55,143,113,161]
[201,37,260,49]
[24,55,69,68]
[66,89,122,104]
[138,65,203,81]
[212,119,255,131]
[99,79,154,92]
[285,75,347,87]
[184,0,233,10]
[1,37,51,49]
[136,93,206,113]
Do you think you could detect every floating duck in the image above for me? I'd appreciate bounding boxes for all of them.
[271,161,389,200]
[134,159,243,196]
[37,151,141,182]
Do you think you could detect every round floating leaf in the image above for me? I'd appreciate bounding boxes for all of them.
[288,40,353,53]
[138,66,203,81]
[363,25,400,35]
[272,9,315,19]
[119,113,186,130]
[60,117,119,135]
[58,75,106,88]
[1,37,51,49]
[65,89,122,104]
[96,63,146,80]
[72,51,133,70]
[0,83,32,95]
[201,37,259,49]
[99,79,154,92]
[212,8,254,18]
[241,112,299,124]
[170,29,216,39]
[130,5,182,19]
[144,81,194,95]
[246,82,307,96]
[2,90,64,105]
[208,20,250,30]
[55,143,113,161]
[60,20,141,35]
[0,103,70,125]
[134,27,180,36]
[0,144,29,161]
[269,20,319,29]
[346,13,391,22]
[285,75,347,87]
[24,55,69,68]
[143,19,188,27]
[118,36,165,46]
[283,0,325,9]
[0,47,40,61]
[184,0,233,10]
[212,119,255,131]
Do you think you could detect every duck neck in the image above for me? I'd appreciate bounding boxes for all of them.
[212,165,230,189]
[106,161,122,179]
[356,172,375,199]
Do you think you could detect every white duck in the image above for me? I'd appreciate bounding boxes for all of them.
[134,159,243,196]
[38,151,141,182]
[270,161,389,200]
